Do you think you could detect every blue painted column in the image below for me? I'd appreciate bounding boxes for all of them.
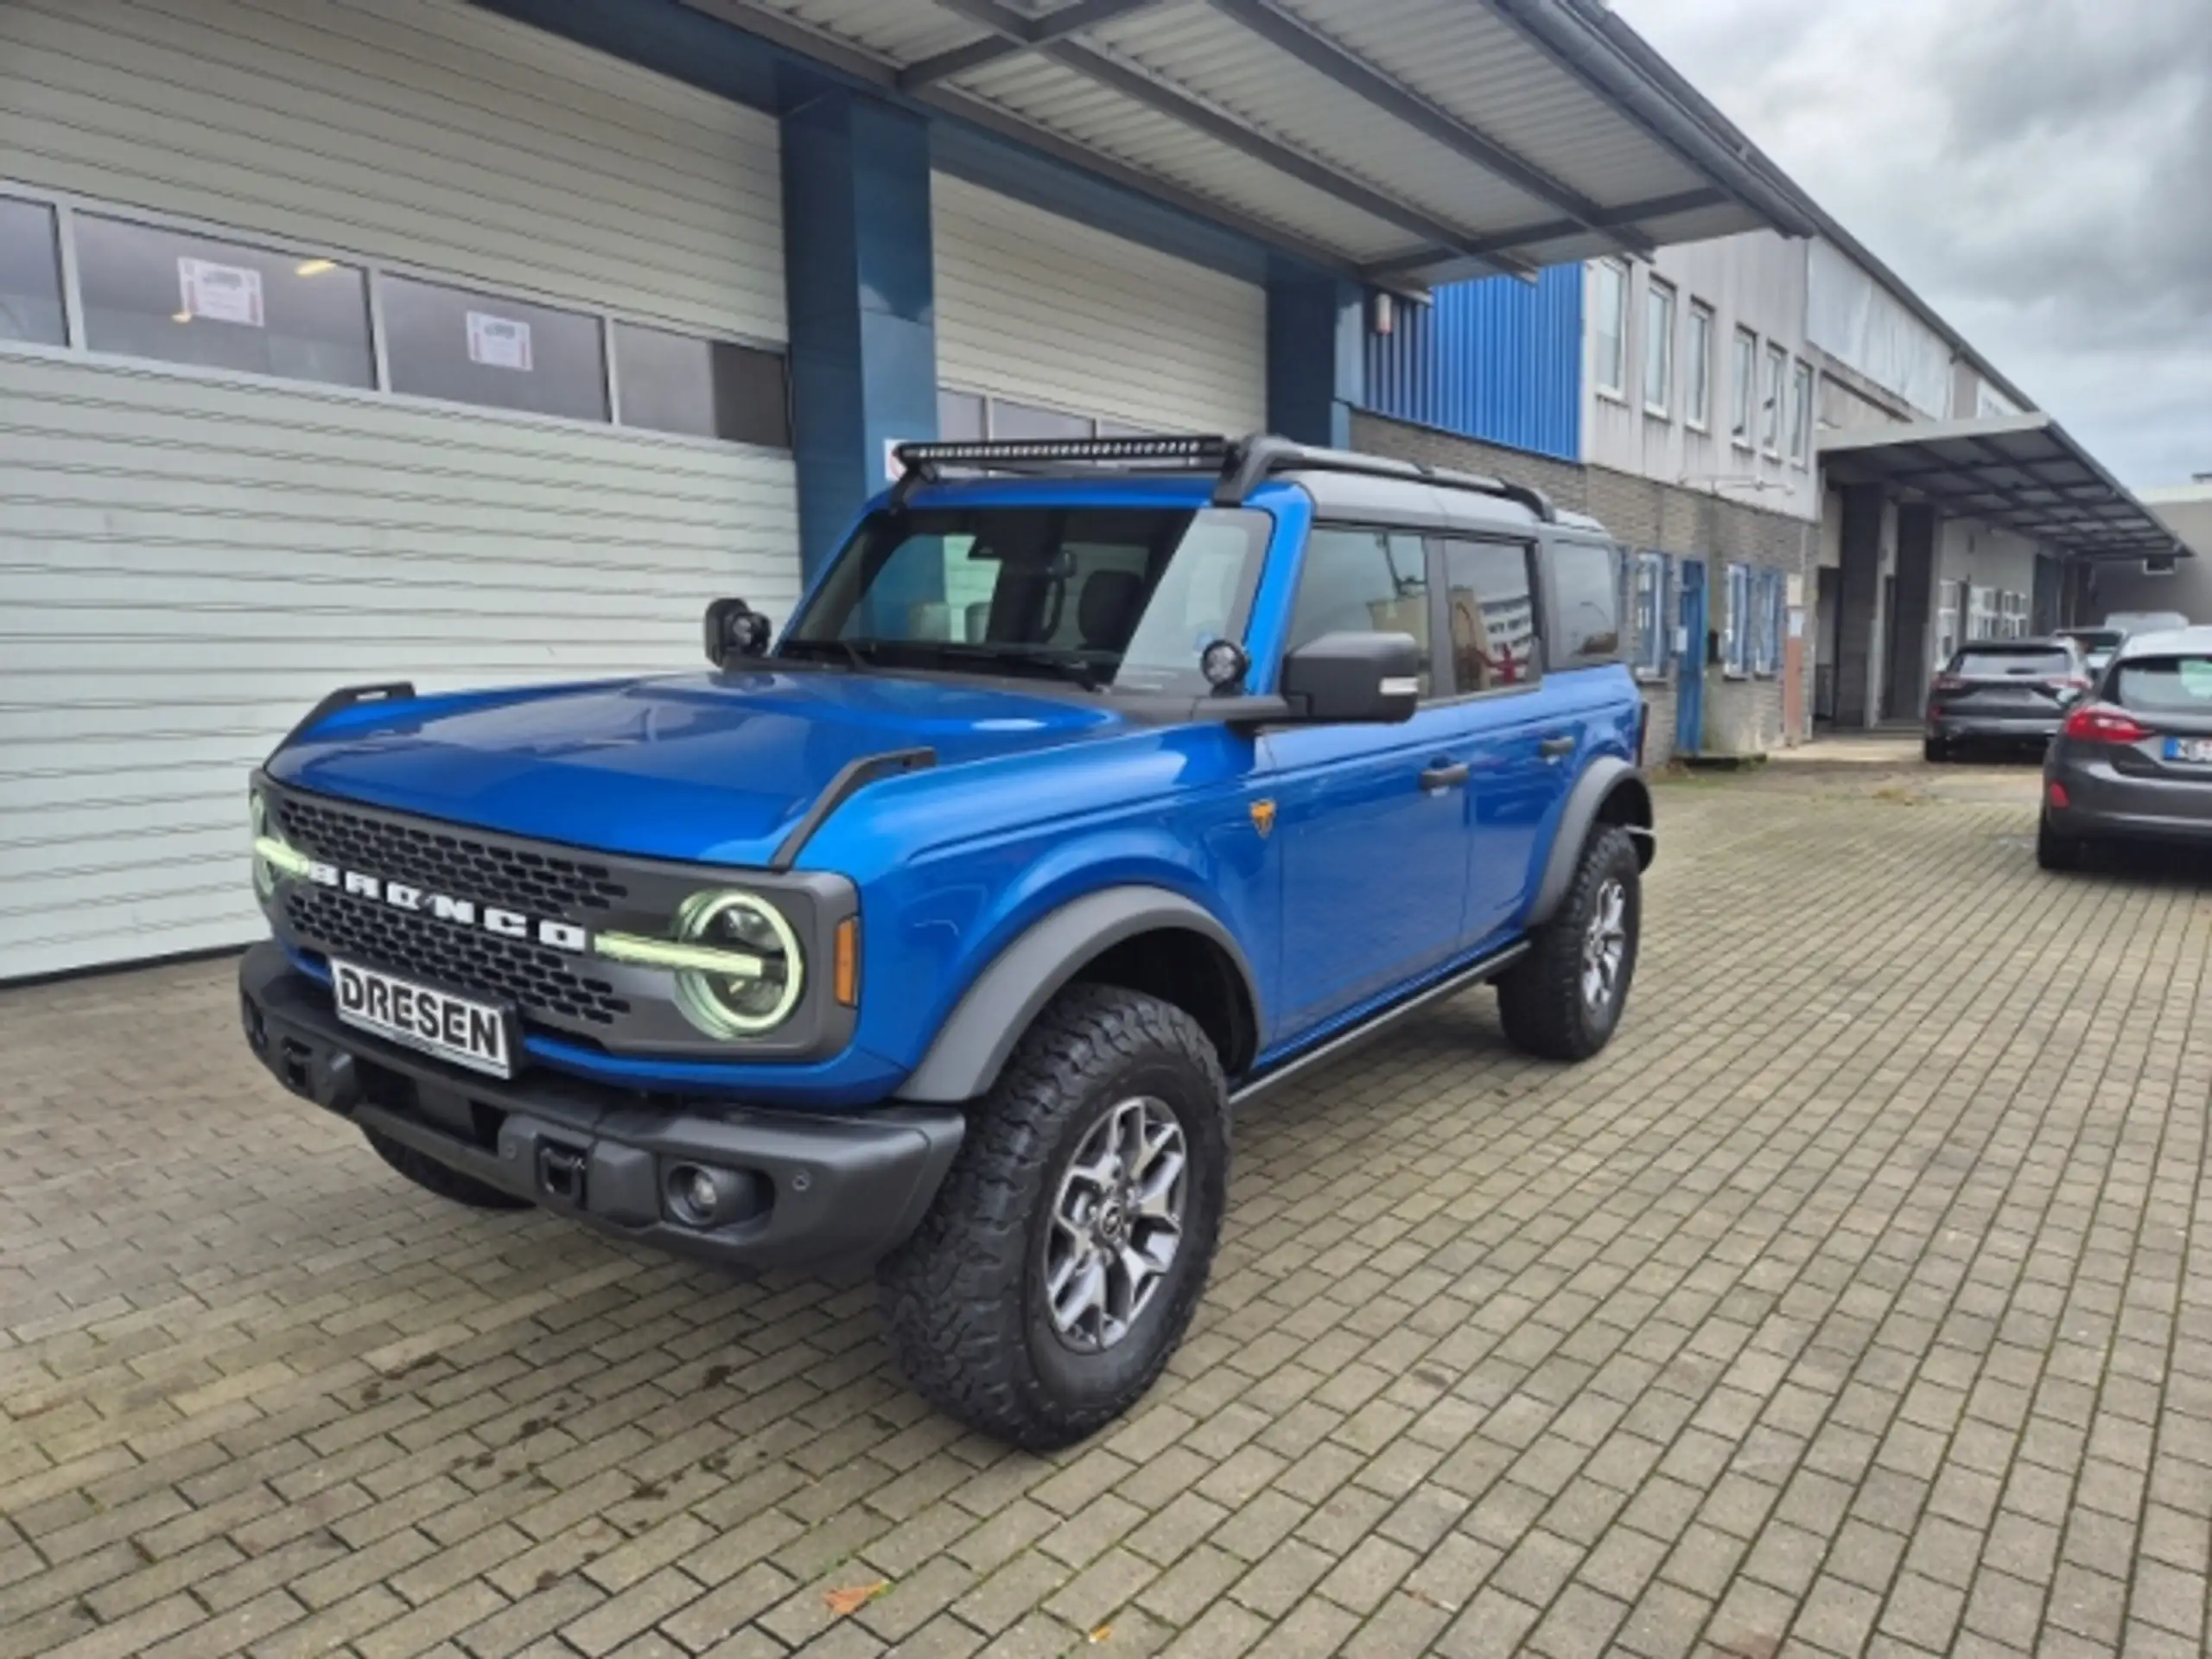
[1266,270,1364,448]
[781,87,938,585]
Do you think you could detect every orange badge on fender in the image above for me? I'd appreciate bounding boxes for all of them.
[1249,798,1276,838]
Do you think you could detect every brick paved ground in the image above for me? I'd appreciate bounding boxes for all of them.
[6,743,2212,1659]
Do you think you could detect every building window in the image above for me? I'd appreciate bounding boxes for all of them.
[1685,303,1713,430]
[1723,562,1752,677]
[1789,360,1814,466]
[1936,581,1961,665]
[74,214,373,387]
[1288,527,1433,696]
[0,195,67,346]
[1630,550,1670,679]
[380,275,607,421]
[1592,259,1628,400]
[1731,328,1757,448]
[1967,585,1998,641]
[612,322,787,448]
[1643,280,1674,416]
[1550,542,1621,662]
[1750,569,1784,677]
[1762,343,1787,454]
[1440,539,1541,690]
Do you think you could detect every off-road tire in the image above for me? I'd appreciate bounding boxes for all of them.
[2036,815,2085,872]
[1923,737,1948,764]
[1497,824,1641,1063]
[365,1128,533,1211]
[877,984,1229,1449]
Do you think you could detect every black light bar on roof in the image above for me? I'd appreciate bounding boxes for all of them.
[893,435,1231,469]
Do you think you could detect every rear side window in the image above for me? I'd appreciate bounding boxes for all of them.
[1548,542,1622,664]
[2114,657,2212,714]
[1955,648,2071,677]
[1286,527,1433,696]
[1440,540,1541,692]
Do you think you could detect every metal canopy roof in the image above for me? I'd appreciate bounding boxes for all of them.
[1819,415,2193,563]
[681,0,1815,285]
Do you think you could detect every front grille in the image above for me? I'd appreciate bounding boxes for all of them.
[275,796,629,918]
[286,888,631,1027]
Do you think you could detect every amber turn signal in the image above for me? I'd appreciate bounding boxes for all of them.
[834,917,860,1007]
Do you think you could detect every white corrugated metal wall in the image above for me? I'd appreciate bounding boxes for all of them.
[0,0,798,979]
[931,173,1268,436]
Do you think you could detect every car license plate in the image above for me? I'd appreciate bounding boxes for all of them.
[332,959,513,1077]
[2164,737,2212,765]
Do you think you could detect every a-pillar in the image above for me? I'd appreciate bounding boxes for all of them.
[1884,504,1938,717]
[1834,483,1885,727]
[1267,268,1364,448]
[781,86,937,586]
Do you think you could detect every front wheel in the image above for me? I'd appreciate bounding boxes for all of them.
[1497,824,1642,1062]
[877,985,1229,1449]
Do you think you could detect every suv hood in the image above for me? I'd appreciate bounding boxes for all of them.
[265,670,1126,866]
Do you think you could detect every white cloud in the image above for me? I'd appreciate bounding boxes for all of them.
[1613,0,2212,487]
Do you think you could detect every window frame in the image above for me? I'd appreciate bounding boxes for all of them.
[1684,303,1713,432]
[1433,535,1546,700]
[1643,279,1675,418]
[0,175,792,456]
[1730,327,1758,449]
[1788,359,1814,466]
[1630,550,1672,681]
[1761,341,1788,456]
[1722,561,1753,678]
[1592,258,1629,403]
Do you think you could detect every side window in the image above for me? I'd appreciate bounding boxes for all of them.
[1549,542,1622,664]
[1286,527,1433,697]
[1439,540,1541,693]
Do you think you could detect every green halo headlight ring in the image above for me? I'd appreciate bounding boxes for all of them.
[669,890,804,1039]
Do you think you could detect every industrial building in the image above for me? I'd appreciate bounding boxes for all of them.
[0,0,2183,977]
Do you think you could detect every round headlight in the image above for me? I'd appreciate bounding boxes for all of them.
[670,891,804,1038]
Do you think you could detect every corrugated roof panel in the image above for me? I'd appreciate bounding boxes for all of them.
[741,0,976,63]
[1283,0,1713,207]
[953,52,1427,262]
[1082,4,1564,236]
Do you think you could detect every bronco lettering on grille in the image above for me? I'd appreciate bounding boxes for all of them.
[309,863,589,953]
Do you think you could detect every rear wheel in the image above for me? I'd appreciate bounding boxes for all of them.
[2036,815,2085,872]
[1497,825,1641,1062]
[878,984,1229,1449]
[364,1128,532,1210]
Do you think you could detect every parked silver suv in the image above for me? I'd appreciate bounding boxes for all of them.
[2039,626,2212,869]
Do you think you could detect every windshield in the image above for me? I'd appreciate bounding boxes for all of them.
[2115,656,2212,715]
[1954,648,2073,678]
[785,505,1269,694]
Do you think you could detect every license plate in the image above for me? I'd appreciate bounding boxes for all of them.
[2164,737,2212,765]
[332,959,513,1077]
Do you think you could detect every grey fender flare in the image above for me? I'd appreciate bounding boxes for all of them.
[1525,758,1656,929]
[896,886,1261,1104]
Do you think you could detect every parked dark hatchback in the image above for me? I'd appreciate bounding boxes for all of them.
[2040,626,2212,868]
[1924,639,2091,761]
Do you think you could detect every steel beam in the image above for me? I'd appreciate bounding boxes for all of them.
[899,0,1166,87]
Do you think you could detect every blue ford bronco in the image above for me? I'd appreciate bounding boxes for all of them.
[239,434,1653,1446]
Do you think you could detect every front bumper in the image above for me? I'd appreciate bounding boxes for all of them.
[238,943,962,1275]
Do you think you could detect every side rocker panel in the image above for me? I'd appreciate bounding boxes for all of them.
[897,887,1261,1104]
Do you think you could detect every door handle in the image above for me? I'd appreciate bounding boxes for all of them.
[1538,734,1576,760]
[1419,761,1471,791]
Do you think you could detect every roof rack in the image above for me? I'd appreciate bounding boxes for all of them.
[888,433,1556,524]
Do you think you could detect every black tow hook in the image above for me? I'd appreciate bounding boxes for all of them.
[537,1143,588,1205]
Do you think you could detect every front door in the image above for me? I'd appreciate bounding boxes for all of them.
[1262,526,1469,1039]
[1675,557,1708,756]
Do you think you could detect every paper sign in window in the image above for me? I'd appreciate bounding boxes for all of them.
[178,258,264,327]
[467,311,533,372]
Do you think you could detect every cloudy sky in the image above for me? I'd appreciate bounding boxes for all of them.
[1612,0,2212,490]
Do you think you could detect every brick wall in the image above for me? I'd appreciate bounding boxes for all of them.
[1352,410,1819,766]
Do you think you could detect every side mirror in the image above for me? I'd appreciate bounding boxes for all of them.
[1279,631,1421,724]
[704,598,772,667]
